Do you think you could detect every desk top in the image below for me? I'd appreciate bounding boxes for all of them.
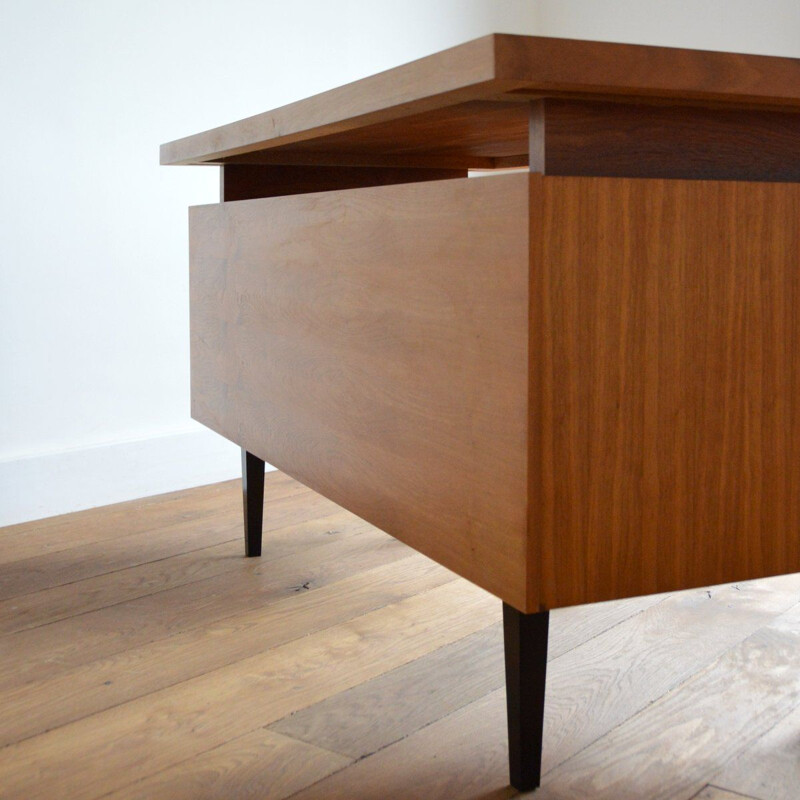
[160,34,800,170]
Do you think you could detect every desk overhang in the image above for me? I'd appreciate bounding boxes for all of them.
[160,34,800,171]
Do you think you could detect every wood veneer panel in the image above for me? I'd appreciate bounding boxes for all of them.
[533,98,800,182]
[530,176,800,608]
[161,34,800,166]
[190,174,530,609]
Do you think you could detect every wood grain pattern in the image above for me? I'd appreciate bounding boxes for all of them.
[268,585,676,763]
[161,34,800,166]
[222,149,501,170]
[702,614,800,800]
[539,575,800,775]
[0,529,406,692]
[291,583,800,800]
[288,690,515,800]
[497,35,800,107]
[0,507,373,635]
[190,174,531,609]
[0,480,315,603]
[534,600,800,800]
[249,100,531,169]
[98,729,349,800]
[194,173,800,612]
[160,35,501,166]
[530,176,800,608]
[0,581,496,800]
[0,554,453,749]
[532,98,800,181]
[268,624,505,758]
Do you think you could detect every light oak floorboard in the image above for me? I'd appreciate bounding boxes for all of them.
[270,622,505,759]
[268,593,664,760]
[0,554,453,747]
[0,481,318,600]
[541,575,800,773]
[0,507,370,635]
[289,688,518,800]
[532,600,800,799]
[0,581,496,800]
[288,581,800,800]
[702,617,800,800]
[100,728,351,800]
[548,592,666,659]
[0,527,405,691]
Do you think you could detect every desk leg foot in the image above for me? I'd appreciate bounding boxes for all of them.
[241,449,264,557]
[503,603,549,792]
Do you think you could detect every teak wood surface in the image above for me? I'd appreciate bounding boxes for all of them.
[190,172,800,612]
[191,175,531,609]
[530,176,800,609]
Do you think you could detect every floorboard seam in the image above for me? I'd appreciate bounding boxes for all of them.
[88,725,354,800]
[267,620,506,756]
[0,496,347,606]
[550,592,673,660]
[703,785,766,800]
[0,534,242,604]
[0,528,377,636]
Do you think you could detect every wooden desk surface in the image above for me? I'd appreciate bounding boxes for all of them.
[160,34,800,170]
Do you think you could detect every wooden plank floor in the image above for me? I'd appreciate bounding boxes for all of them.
[1,473,799,800]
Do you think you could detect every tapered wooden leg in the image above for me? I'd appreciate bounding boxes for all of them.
[241,449,265,557]
[503,603,549,792]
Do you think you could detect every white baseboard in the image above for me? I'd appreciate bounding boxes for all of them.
[0,427,273,527]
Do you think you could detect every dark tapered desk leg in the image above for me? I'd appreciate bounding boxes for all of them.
[503,603,549,792]
[241,449,265,557]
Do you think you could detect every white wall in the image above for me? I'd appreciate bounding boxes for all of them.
[533,0,800,56]
[0,0,540,525]
[1,1,797,525]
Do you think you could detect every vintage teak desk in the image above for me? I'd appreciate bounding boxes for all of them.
[162,35,800,792]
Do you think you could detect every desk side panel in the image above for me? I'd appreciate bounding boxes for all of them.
[190,174,530,609]
[530,175,800,608]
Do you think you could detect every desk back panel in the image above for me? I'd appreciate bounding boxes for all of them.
[190,174,531,610]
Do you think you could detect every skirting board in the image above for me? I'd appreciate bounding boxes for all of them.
[0,427,267,527]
